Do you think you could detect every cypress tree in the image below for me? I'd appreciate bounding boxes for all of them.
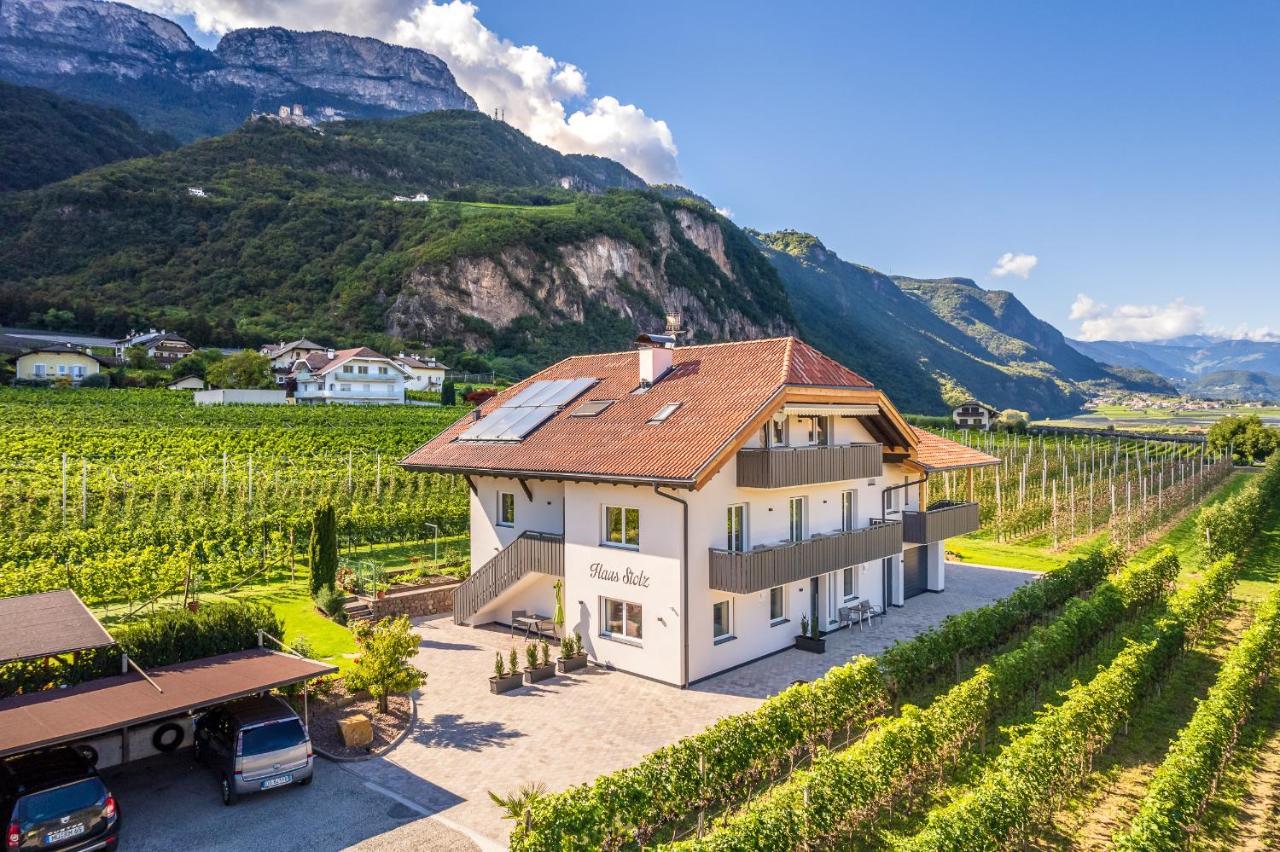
[308,502,338,595]
[441,380,456,406]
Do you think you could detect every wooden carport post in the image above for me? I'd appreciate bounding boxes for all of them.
[967,468,975,501]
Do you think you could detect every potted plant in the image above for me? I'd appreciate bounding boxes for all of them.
[524,640,556,684]
[795,613,826,653]
[490,651,524,694]
[556,632,589,674]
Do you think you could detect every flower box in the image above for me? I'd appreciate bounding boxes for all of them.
[524,663,557,684]
[556,653,588,674]
[794,635,826,654]
[489,672,524,694]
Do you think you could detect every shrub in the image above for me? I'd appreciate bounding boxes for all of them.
[313,585,348,625]
[79,373,110,388]
[114,601,283,668]
[345,616,426,714]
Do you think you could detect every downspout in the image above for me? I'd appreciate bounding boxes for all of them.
[654,484,690,688]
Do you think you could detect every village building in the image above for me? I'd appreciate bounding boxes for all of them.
[112,329,194,366]
[167,375,206,391]
[260,338,328,385]
[289,347,409,405]
[393,353,449,392]
[14,342,108,384]
[952,400,1000,430]
[401,334,998,687]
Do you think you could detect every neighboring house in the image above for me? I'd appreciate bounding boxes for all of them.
[113,329,194,366]
[260,338,328,385]
[401,334,999,687]
[393,353,448,392]
[14,343,108,384]
[290,347,409,405]
[952,400,999,430]
[167,376,206,390]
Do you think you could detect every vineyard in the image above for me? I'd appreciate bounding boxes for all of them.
[0,388,469,610]
[510,457,1280,851]
[927,427,1232,549]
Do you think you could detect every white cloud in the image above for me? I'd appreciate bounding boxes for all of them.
[1070,293,1207,342]
[1220,323,1280,343]
[134,0,679,181]
[991,251,1038,279]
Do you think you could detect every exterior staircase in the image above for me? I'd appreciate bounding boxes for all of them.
[454,530,564,625]
[342,597,374,623]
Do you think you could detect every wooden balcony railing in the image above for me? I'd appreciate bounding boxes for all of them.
[736,443,883,488]
[708,521,903,595]
[902,501,981,544]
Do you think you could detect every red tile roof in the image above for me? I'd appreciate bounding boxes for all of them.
[909,426,1001,471]
[290,347,404,377]
[401,337,901,487]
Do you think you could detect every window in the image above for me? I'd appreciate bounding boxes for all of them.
[340,383,352,392]
[841,490,858,531]
[378,366,389,375]
[571,399,615,417]
[497,492,516,527]
[804,415,831,446]
[356,365,369,375]
[770,415,787,447]
[769,586,786,624]
[726,504,747,552]
[788,496,806,542]
[842,567,854,599]
[602,597,642,641]
[648,402,681,424]
[712,600,733,642]
[604,505,640,548]
[32,364,46,378]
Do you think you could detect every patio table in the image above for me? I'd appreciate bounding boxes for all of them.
[513,613,553,639]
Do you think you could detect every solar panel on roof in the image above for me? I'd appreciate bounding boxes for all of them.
[457,377,598,442]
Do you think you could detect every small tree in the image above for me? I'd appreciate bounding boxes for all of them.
[440,380,456,406]
[345,616,426,713]
[308,502,338,595]
[207,349,273,389]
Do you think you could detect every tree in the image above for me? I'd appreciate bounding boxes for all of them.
[440,380,457,406]
[1207,414,1280,465]
[206,350,273,389]
[345,615,427,713]
[308,502,338,595]
[79,372,110,388]
[125,344,155,370]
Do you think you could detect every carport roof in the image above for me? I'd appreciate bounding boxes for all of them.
[0,649,336,758]
[0,590,115,663]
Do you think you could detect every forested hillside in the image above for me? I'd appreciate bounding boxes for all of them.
[0,81,176,191]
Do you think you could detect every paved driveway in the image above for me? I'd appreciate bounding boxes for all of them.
[344,562,1037,847]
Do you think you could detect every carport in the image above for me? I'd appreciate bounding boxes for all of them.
[0,648,337,759]
[0,588,115,664]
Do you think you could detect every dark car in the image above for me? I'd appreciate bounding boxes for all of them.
[1,747,118,851]
[193,695,313,805]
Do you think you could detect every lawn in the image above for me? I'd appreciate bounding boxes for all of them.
[946,536,1089,572]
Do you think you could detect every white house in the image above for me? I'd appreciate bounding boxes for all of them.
[952,400,999,430]
[112,329,193,366]
[290,347,409,405]
[393,353,448,392]
[401,335,998,687]
[260,338,327,384]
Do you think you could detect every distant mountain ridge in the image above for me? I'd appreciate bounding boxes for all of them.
[1069,335,1280,401]
[0,0,476,140]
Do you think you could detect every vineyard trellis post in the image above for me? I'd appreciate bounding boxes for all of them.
[61,452,67,523]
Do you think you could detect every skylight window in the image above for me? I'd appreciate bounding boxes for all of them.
[570,399,615,417]
[648,402,681,424]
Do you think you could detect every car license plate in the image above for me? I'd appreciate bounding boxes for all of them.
[45,823,85,844]
[261,774,293,789]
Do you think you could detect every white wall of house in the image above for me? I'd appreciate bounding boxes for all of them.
[293,356,407,405]
[402,366,446,392]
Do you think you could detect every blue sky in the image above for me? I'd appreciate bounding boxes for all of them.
[169,1,1279,341]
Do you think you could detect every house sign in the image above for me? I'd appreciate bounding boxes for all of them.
[588,562,651,588]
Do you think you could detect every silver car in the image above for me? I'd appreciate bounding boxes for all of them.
[192,695,313,805]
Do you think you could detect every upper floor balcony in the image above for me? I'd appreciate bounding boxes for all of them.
[901,500,981,544]
[736,443,883,489]
[708,520,903,595]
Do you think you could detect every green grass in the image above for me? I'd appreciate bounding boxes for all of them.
[1132,471,1253,578]
[946,535,1101,572]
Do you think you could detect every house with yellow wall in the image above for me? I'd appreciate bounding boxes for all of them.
[14,343,108,384]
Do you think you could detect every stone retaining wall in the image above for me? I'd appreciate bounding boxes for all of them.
[369,583,459,619]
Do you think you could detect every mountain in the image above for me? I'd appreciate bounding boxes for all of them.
[0,110,791,371]
[0,0,476,141]
[0,80,176,191]
[1068,336,1280,401]
[1186,370,1280,402]
[754,231,1171,416]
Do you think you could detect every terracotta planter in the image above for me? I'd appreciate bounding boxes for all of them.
[795,635,826,654]
[489,672,524,694]
[556,654,588,674]
[524,663,557,684]
[186,601,200,613]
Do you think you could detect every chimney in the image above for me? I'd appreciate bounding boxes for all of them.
[635,327,676,386]
[326,348,335,359]
[664,311,684,337]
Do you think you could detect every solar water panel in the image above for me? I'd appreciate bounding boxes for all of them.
[456,377,598,442]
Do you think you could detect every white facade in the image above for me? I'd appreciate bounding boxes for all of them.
[394,355,447,392]
[292,353,408,405]
[193,389,287,406]
[460,409,951,686]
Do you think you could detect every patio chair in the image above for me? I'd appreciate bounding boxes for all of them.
[837,606,857,632]
[854,599,874,629]
[510,609,527,637]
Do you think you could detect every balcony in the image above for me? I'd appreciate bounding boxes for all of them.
[736,443,883,489]
[902,501,981,544]
[708,521,903,594]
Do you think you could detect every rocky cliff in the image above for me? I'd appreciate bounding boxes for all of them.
[0,0,475,140]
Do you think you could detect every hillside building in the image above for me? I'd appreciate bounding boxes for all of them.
[289,347,409,405]
[401,334,998,687]
[952,400,999,430]
[112,329,194,366]
[260,338,327,385]
[14,342,108,384]
[393,353,448,392]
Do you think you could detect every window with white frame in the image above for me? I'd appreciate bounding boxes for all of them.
[356,365,369,375]
[57,364,67,375]
[769,586,786,624]
[603,505,640,548]
[803,415,831,446]
[726,504,747,552]
[712,599,732,642]
[378,366,389,375]
[497,491,516,527]
[32,364,46,377]
[602,597,642,641]
[788,496,806,542]
[841,489,858,531]
[842,567,855,599]
[770,415,787,447]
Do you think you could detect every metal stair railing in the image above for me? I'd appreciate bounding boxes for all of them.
[453,530,564,625]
